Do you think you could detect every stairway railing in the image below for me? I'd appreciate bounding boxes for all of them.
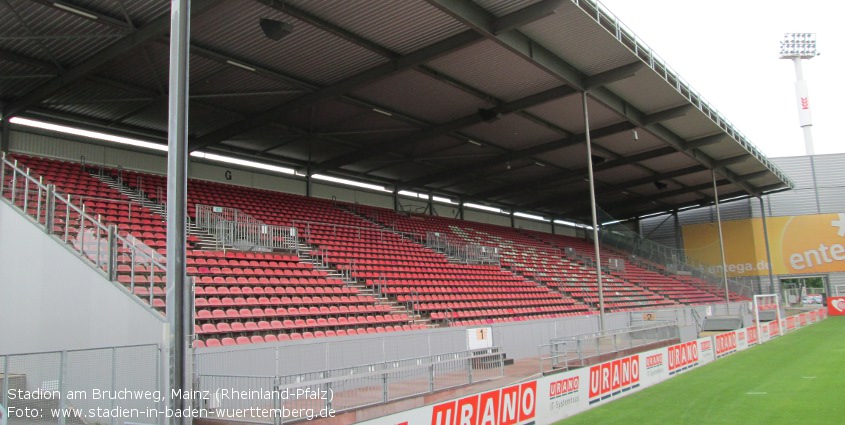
[195,204,297,252]
[425,232,500,265]
[1,153,166,312]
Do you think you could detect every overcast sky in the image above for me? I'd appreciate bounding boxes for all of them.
[597,0,844,159]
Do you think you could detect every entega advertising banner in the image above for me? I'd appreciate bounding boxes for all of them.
[682,213,845,277]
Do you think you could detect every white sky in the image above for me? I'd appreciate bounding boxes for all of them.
[597,0,844,158]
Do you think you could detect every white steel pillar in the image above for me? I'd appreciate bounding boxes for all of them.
[582,92,604,330]
[166,0,193,424]
[712,171,730,308]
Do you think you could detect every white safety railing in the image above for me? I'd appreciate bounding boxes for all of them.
[196,204,298,252]
[1,154,166,311]
[197,348,504,423]
[539,320,678,372]
[425,232,500,265]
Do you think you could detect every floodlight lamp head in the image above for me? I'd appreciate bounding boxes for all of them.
[779,32,817,59]
[260,18,294,41]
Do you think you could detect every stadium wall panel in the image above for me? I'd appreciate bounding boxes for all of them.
[311,182,394,208]
[0,201,165,354]
[431,203,460,219]
[463,209,511,227]
[552,223,579,237]
[398,197,429,214]
[514,217,553,233]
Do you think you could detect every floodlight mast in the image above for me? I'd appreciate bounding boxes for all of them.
[779,33,818,155]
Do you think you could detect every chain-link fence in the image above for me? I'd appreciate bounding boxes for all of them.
[1,344,161,425]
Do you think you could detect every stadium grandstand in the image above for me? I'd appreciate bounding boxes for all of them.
[1,1,831,425]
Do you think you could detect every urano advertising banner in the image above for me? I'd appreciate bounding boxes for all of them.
[359,310,825,425]
[357,337,720,425]
[682,213,845,276]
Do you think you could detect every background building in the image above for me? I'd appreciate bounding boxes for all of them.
[640,153,845,303]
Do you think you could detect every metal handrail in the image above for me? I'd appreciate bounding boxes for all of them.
[201,347,500,383]
[425,232,500,265]
[1,153,166,312]
[540,320,679,372]
[196,204,298,252]
[197,348,504,417]
[550,320,676,343]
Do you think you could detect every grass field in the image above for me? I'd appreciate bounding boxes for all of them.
[557,316,845,425]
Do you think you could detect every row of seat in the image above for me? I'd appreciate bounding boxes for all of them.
[196,324,429,347]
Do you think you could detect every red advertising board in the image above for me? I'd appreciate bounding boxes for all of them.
[430,381,536,425]
[828,296,845,316]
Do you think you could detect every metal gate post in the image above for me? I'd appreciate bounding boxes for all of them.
[44,184,56,233]
[58,351,67,425]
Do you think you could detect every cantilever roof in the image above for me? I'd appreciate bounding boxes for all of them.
[0,0,793,222]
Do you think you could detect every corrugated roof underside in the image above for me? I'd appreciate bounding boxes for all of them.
[521,4,635,76]
[191,1,386,86]
[349,69,493,124]
[427,40,563,102]
[288,0,466,55]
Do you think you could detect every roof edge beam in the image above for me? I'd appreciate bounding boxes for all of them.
[641,104,694,126]
[492,0,567,34]
[583,61,645,90]
[736,170,771,182]
[712,154,748,168]
[681,133,723,151]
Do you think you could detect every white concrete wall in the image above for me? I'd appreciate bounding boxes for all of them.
[0,201,165,354]
[464,209,511,227]
[514,217,552,233]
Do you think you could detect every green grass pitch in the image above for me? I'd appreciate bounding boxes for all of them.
[557,316,845,425]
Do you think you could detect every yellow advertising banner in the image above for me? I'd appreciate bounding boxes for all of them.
[682,213,845,277]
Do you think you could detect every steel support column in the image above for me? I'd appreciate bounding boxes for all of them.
[759,196,776,294]
[165,1,192,424]
[673,210,683,260]
[582,92,604,330]
[0,118,9,153]
[712,170,730,308]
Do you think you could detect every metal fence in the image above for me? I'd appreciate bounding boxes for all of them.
[1,154,165,311]
[1,344,162,425]
[196,348,503,423]
[195,204,298,252]
[539,321,679,372]
[425,232,500,265]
